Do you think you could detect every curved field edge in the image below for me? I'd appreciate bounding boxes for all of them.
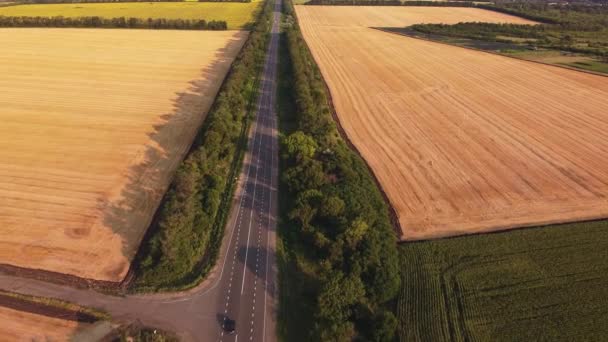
[129,0,274,292]
[397,219,608,341]
[294,5,608,241]
[1,29,250,284]
[277,0,400,340]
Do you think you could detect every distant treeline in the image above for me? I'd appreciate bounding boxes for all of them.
[483,2,608,29]
[306,0,475,6]
[476,4,559,24]
[279,0,401,340]
[0,15,228,29]
[411,22,547,41]
[132,0,273,291]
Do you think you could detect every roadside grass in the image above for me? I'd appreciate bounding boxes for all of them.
[0,0,263,29]
[398,220,608,342]
[0,290,110,321]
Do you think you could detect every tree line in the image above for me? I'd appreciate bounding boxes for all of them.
[132,0,273,290]
[306,0,475,7]
[279,0,401,340]
[0,15,228,29]
[483,2,608,30]
[411,22,547,41]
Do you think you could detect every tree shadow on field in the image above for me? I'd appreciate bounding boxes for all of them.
[97,33,247,282]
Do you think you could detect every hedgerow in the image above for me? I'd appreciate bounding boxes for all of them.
[131,0,273,291]
[278,0,401,340]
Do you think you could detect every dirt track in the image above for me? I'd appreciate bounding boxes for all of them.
[296,6,608,240]
[0,28,247,281]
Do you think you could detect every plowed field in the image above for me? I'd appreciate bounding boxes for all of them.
[0,28,247,281]
[295,6,608,240]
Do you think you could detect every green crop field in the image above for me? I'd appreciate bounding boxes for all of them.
[0,1,262,29]
[398,220,608,342]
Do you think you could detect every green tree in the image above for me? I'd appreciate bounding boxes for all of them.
[314,271,365,341]
[282,159,326,193]
[282,131,317,162]
[342,218,369,249]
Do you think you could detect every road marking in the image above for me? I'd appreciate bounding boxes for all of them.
[263,21,279,341]
[241,72,270,297]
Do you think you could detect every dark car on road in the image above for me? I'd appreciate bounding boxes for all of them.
[224,318,236,335]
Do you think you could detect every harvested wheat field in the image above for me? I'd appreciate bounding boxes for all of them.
[0,306,92,341]
[0,28,247,281]
[0,1,263,30]
[296,6,608,240]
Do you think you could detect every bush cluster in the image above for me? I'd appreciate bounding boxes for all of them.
[281,0,401,340]
[0,15,227,29]
[132,0,273,290]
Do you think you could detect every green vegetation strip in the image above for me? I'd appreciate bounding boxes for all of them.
[131,0,273,292]
[0,15,227,29]
[278,0,400,340]
[0,290,110,321]
[306,0,475,6]
[0,1,262,29]
[398,220,608,341]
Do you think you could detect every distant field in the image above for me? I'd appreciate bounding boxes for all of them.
[296,5,608,240]
[0,1,262,29]
[398,220,608,341]
[0,28,247,281]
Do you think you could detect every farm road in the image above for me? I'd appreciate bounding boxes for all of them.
[0,0,282,340]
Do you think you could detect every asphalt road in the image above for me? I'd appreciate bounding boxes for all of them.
[0,0,282,340]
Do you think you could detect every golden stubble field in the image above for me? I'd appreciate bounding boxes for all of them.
[0,28,247,281]
[0,306,91,341]
[296,6,608,240]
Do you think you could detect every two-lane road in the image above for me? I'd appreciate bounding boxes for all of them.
[0,0,282,340]
[216,0,281,340]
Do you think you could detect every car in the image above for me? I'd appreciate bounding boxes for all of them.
[224,318,236,335]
